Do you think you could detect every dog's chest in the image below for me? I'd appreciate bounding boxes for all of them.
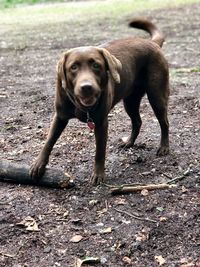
[75,109,87,123]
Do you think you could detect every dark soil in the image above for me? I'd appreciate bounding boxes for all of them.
[0,3,200,267]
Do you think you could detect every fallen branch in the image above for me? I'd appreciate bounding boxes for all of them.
[108,167,193,195]
[110,183,176,195]
[114,208,157,223]
[0,160,75,189]
[167,167,191,184]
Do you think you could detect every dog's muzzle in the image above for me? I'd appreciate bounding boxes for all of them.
[76,82,100,107]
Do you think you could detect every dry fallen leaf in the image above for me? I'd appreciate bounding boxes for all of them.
[97,208,108,216]
[180,263,195,267]
[70,235,83,243]
[155,255,166,266]
[181,186,188,193]
[63,211,69,218]
[156,207,164,212]
[122,256,131,264]
[16,216,39,232]
[179,258,198,267]
[114,198,127,205]
[135,228,149,242]
[74,256,101,267]
[121,136,129,143]
[141,189,149,196]
[99,227,112,234]
[159,217,168,222]
[89,199,98,206]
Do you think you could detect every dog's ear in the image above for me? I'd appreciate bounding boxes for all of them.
[56,50,71,90]
[98,48,122,84]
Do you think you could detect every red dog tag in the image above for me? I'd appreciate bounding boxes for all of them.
[87,112,95,130]
[87,120,95,130]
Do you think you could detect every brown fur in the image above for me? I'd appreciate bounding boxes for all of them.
[30,18,170,185]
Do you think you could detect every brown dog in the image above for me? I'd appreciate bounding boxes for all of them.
[30,18,169,185]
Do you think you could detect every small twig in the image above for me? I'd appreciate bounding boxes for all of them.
[0,243,24,258]
[104,182,147,188]
[114,208,157,223]
[1,239,28,258]
[106,167,193,195]
[162,172,173,179]
[110,183,176,195]
[167,167,191,185]
[105,200,108,211]
[186,47,196,53]
[0,200,11,205]
[0,251,16,258]
[0,197,14,205]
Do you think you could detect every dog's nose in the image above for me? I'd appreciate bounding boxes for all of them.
[81,83,93,95]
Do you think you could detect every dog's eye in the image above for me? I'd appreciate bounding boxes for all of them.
[92,62,101,71]
[70,64,78,71]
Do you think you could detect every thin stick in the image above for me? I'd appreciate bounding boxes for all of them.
[114,208,157,223]
[104,182,145,188]
[0,242,25,258]
[0,251,16,258]
[110,183,176,195]
[167,167,191,184]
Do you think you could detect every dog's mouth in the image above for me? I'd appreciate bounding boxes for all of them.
[78,95,99,107]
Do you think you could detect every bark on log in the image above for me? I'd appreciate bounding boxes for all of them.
[0,160,75,189]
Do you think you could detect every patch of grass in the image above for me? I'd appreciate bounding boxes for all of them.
[0,0,60,8]
[1,0,200,9]
[190,68,200,73]
[172,68,200,73]
[0,0,200,26]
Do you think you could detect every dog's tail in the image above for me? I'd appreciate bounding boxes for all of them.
[129,18,165,47]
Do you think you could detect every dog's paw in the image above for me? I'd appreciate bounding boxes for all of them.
[29,160,46,179]
[119,136,134,149]
[90,171,105,185]
[157,146,169,156]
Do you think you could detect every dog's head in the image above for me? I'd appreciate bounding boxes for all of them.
[57,46,122,108]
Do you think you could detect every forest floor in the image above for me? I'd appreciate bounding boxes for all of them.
[0,2,200,267]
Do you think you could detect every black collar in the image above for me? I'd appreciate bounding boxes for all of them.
[65,88,99,130]
[65,88,99,114]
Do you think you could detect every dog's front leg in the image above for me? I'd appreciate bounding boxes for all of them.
[90,118,108,185]
[30,114,68,179]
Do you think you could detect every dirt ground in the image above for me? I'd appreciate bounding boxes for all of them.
[0,2,200,267]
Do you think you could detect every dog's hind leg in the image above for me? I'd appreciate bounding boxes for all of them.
[120,91,144,148]
[147,82,169,156]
